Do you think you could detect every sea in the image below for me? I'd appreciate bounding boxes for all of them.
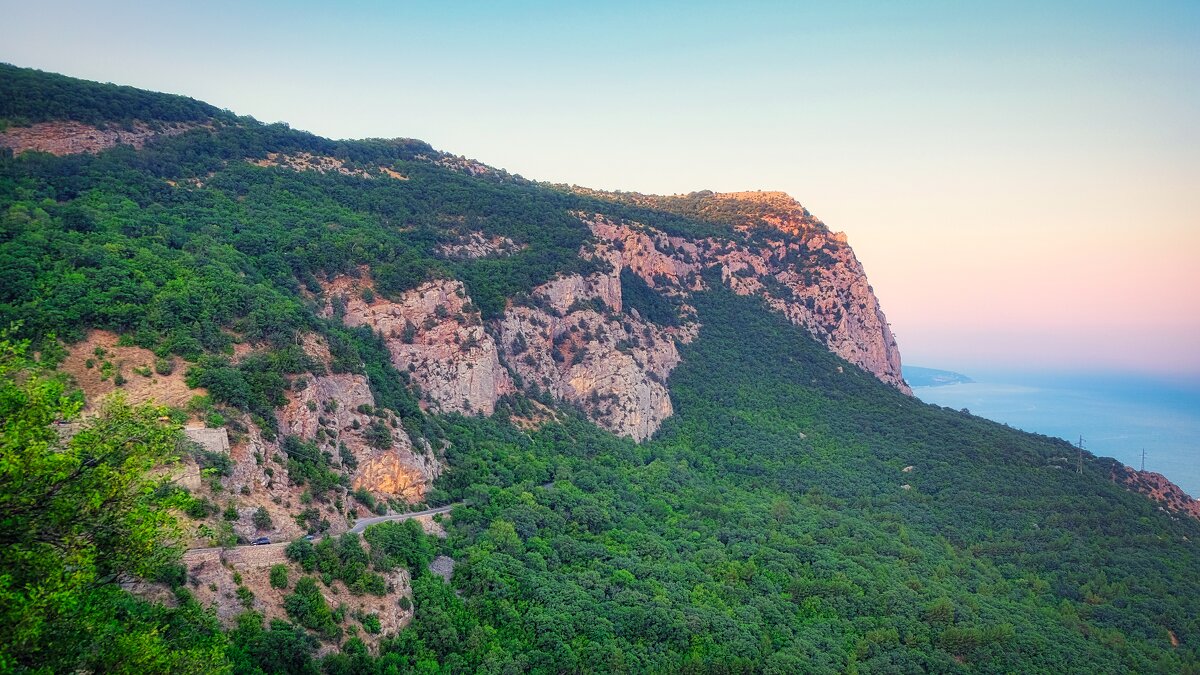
[913,372,1200,499]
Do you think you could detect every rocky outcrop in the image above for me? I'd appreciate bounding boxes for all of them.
[488,203,908,439]
[498,272,688,442]
[0,120,201,155]
[716,230,909,394]
[309,196,906,440]
[584,217,703,293]
[248,151,408,180]
[436,231,526,260]
[1112,464,1200,521]
[177,543,414,646]
[276,334,441,503]
[579,199,910,395]
[326,277,514,415]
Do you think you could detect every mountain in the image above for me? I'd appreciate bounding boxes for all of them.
[903,366,975,387]
[1,63,1198,672]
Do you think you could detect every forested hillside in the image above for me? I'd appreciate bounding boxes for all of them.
[1,64,1197,673]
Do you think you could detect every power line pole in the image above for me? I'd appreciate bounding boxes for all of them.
[1141,448,1146,472]
[1077,435,1084,475]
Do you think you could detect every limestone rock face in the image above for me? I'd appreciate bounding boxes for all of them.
[497,273,688,441]
[585,217,703,293]
[707,232,910,394]
[436,231,526,260]
[582,200,911,395]
[275,334,442,505]
[0,120,202,156]
[327,277,515,415]
[309,196,906,442]
[491,202,909,440]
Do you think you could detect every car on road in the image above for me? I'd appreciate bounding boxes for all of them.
[251,537,271,545]
[303,534,315,541]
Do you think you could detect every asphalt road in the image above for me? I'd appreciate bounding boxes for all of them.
[346,503,459,534]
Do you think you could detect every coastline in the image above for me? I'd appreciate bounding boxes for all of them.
[913,374,1200,500]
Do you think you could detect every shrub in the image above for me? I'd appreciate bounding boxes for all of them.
[154,357,174,375]
[351,488,376,511]
[236,584,255,609]
[252,506,273,530]
[286,539,317,572]
[185,496,216,519]
[361,613,381,634]
[364,420,392,449]
[284,577,342,641]
[269,564,289,589]
[350,571,387,597]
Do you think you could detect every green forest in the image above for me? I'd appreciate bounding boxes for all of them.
[1,64,1198,673]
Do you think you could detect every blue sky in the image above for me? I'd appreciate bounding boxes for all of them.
[3,0,1197,376]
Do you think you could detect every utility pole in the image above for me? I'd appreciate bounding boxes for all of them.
[1141,448,1146,472]
[1077,436,1085,475]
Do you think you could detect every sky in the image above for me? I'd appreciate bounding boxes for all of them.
[2,0,1198,378]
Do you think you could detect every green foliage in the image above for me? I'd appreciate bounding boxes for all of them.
[286,538,317,572]
[364,419,393,449]
[619,267,678,326]
[252,505,273,530]
[352,572,389,597]
[235,584,255,609]
[154,357,174,375]
[184,495,218,519]
[306,533,382,595]
[187,438,232,479]
[351,487,376,512]
[270,564,289,590]
[364,519,433,575]
[385,286,1200,672]
[4,66,1200,673]
[186,350,311,429]
[0,63,228,126]
[361,613,382,635]
[284,577,342,642]
[281,435,346,498]
[0,335,217,671]
[227,612,319,675]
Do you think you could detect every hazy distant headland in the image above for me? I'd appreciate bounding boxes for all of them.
[903,366,974,388]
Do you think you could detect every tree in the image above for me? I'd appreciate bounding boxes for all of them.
[364,519,432,574]
[253,506,273,530]
[0,334,208,671]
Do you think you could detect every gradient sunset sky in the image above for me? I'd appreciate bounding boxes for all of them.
[3,0,1197,378]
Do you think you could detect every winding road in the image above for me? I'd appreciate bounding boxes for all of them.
[188,480,554,552]
[346,503,459,534]
[186,503,462,552]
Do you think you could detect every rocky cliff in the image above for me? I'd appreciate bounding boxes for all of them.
[497,271,691,442]
[325,276,515,416]
[1112,464,1200,521]
[581,200,911,396]
[277,334,442,505]
[306,193,910,443]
